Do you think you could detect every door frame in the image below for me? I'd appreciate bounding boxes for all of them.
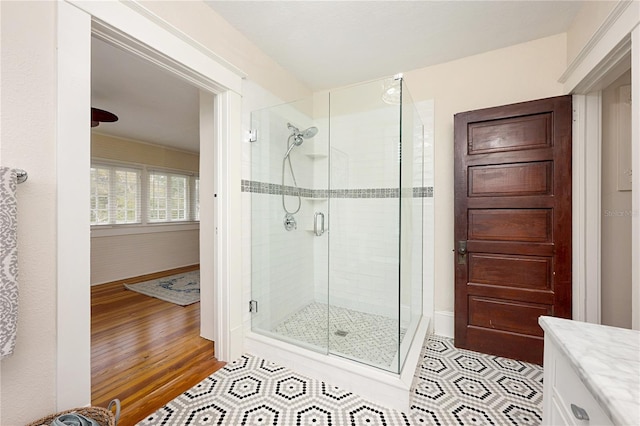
[562,0,639,329]
[57,0,244,410]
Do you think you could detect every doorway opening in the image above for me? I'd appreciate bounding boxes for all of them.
[57,1,243,411]
[88,33,224,424]
[600,69,633,329]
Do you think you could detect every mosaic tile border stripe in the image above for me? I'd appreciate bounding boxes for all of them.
[241,179,433,198]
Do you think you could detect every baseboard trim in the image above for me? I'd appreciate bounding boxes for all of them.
[434,310,454,338]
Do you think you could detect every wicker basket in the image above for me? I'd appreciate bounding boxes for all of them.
[26,400,119,426]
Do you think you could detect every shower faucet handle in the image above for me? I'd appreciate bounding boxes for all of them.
[284,213,297,231]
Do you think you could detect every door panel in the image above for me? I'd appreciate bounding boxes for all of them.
[468,209,552,242]
[468,253,552,290]
[467,113,552,154]
[454,95,572,365]
[468,297,550,336]
[468,162,552,197]
[466,283,554,305]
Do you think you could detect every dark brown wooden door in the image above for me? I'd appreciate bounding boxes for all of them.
[454,95,572,365]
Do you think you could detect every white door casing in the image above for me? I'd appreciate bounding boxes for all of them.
[560,0,639,328]
[57,0,243,410]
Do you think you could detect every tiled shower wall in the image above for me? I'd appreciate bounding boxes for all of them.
[323,100,405,319]
[324,82,429,324]
[249,103,318,332]
[242,80,434,337]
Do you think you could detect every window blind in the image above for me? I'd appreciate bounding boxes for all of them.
[90,164,142,225]
[90,162,199,226]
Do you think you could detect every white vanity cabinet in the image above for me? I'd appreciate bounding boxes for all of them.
[540,316,640,426]
[543,337,612,425]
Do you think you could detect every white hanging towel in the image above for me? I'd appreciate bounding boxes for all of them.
[0,167,19,359]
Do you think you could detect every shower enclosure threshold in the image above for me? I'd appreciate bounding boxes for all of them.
[244,316,430,412]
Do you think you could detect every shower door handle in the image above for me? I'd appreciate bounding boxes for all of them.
[314,212,325,236]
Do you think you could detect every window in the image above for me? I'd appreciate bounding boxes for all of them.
[148,171,195,222]
[194,178,200,221]
[91,161,199,226]
[90,164,141,225]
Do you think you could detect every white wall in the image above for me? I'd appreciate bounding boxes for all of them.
[404,33,568,316]
[0,1,311,424]
[601,70,633,328]
[566,0,617,65]
[90,134,201,285]
[91,229,200,285]
[0,2,58,423]
[140,1,310,104]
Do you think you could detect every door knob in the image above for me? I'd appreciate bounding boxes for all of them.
[457,240,467,264]
[458,240,467,255]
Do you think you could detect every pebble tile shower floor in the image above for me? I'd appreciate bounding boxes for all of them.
[272,302,406,369]
[139,334,543,425]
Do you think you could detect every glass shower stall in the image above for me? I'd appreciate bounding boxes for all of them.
[248,76,425,374]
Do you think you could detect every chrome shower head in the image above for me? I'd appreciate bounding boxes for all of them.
[287,122,318,146]
[301,126,318,139]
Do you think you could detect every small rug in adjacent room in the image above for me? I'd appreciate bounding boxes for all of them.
[124,270,200,306]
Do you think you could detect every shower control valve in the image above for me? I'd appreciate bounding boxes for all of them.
[284,213,297,231]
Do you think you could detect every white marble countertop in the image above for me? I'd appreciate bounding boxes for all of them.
[539,316,640,425]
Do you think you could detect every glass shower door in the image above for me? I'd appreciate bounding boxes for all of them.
[327,79,403,372]
[399,77,424,371]
[249,96,330,354]
[249,77,424,374]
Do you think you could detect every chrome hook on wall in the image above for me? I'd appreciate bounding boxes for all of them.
[16,169,28,184]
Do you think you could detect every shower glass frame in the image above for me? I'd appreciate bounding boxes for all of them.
[249,76,424,374]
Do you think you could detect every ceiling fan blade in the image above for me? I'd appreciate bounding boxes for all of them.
[91,107,118,127]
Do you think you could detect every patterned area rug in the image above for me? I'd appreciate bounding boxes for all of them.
[139,334,543,425]
[124,270,200,306]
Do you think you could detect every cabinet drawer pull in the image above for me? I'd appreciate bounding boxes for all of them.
[571,403,590,421]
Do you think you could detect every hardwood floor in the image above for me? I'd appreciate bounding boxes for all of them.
[91,265,226,426]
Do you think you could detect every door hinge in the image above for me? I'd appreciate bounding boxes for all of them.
[249,300,258,313]
[247,129,258,143]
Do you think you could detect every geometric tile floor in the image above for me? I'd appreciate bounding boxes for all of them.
[138,334,543,425]
[410,335,543,425]
[272,302,406,370]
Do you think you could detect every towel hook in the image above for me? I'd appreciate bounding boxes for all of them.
[16,169,28,184]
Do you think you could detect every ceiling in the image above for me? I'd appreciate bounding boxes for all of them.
[91,37,201,152]
[206,1,583,91]
[91,1,584,153]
